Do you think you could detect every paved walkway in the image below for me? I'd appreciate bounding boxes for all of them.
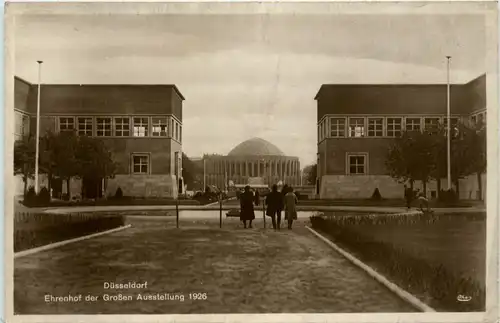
[17,202,484,215]
[14,217,416,314]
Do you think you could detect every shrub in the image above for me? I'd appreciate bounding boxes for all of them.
[115,187,124,199]
[24,186,37,206]
[37,187,51,204]
[438,189,458,203]
[371,188,382,200]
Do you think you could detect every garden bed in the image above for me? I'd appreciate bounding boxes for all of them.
[14,212,125,252]
[20,197,206,208]
[309,212,486,312]
[299,199,481,208]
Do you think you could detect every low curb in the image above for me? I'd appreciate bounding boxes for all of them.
[305,226,436,313]
[14,224,132,259]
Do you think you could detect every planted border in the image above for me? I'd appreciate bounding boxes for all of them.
[14,212,125,252]
[309,213,485,312]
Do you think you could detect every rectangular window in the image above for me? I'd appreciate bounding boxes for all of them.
[347,154,367,175]
[471,115,477,125]
[424,117,440,134]
[114,117,130,137]
[405,118,421,132]
[152,117,168,137]
[348,118,365,137]
[175,123,179,141]
[478,113,485,125]
[180,126,182,143]
[59,117,75,132]
[367,118,383,137]
[386,118,402,137]
[132,154,149,174]
[77,117,93,136]
[330,118,346,137]
[96,117,112,137]
[18,114,30,137]
[133,117,149,137]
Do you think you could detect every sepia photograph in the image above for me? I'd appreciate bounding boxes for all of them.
[4,1,499,322]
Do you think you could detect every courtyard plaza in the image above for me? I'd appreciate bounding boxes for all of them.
[14,215,418,314]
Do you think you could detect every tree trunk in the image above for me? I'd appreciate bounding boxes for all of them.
[23,176,28,199]
[66,177,71,201]
[437,177,442,200]
[423,180,427,196]
[410,179,414,191]
[47,172,52,198]
[477,172,483,201]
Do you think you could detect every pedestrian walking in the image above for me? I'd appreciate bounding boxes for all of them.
[239,185,256,228]
[284,186,298,230]
[404,184,413,210]
[265,184,284,230]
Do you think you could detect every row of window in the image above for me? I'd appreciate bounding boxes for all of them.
[58,116,182,142]
[14,112,30,139]
[470,111,486,125]
[318,116,462,140]
[132,152,182,175]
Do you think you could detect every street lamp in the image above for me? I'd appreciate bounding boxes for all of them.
[34,60,43,194]
[446,56,452,191]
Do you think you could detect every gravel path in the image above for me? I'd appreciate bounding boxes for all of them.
[14,217,416,314]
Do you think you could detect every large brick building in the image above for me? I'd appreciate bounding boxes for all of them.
[315,74,487,200]
[203,137,301,189]
[14,76,185,199]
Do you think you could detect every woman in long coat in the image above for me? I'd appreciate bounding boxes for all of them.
[240,185,256,228]
[284,186,298,229]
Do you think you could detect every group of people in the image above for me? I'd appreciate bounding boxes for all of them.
[404,185,431,212]
[238,184,298,230]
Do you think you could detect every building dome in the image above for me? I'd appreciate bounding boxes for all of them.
[228,137,285,157]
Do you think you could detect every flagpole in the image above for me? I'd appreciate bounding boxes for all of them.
[446,56,451,191]
[203,157,206,190]
[34,60,43,194]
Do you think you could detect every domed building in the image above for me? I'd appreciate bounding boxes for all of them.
[203,137,301,189]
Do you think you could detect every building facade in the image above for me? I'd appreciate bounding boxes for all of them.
[203,137,301,189]
[14,76,185,199]
[315,74,487,200]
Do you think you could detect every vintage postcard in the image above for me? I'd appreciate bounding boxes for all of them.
[3,1,499,323]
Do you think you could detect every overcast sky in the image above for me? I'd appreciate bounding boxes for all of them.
[14,11,487,166]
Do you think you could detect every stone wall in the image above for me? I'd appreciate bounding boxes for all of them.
[319,174,486,200]
[106,174,177,198]
[320,175,403,199]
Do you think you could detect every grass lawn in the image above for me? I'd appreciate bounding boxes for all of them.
[346,215,486,286]
[14,217,416,314]
[315,212,486,311]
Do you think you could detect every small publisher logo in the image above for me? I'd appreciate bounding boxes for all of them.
[457,295,472,302]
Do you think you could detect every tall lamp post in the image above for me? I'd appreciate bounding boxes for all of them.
[446,56,452,191]
[203,157,206,191]
[34,60,43,194]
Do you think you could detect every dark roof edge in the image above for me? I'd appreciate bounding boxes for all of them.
[13,76,186,100]
[314,73,487,100]
[14,76,33,86]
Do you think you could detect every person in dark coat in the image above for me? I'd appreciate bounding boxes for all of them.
[265,184,284,230]
[404,184,413,210]
[240,185,256,228]
[281,184,289,196]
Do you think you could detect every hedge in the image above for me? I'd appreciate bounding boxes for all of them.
[309,214,485,312]
[14,212,125,252]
